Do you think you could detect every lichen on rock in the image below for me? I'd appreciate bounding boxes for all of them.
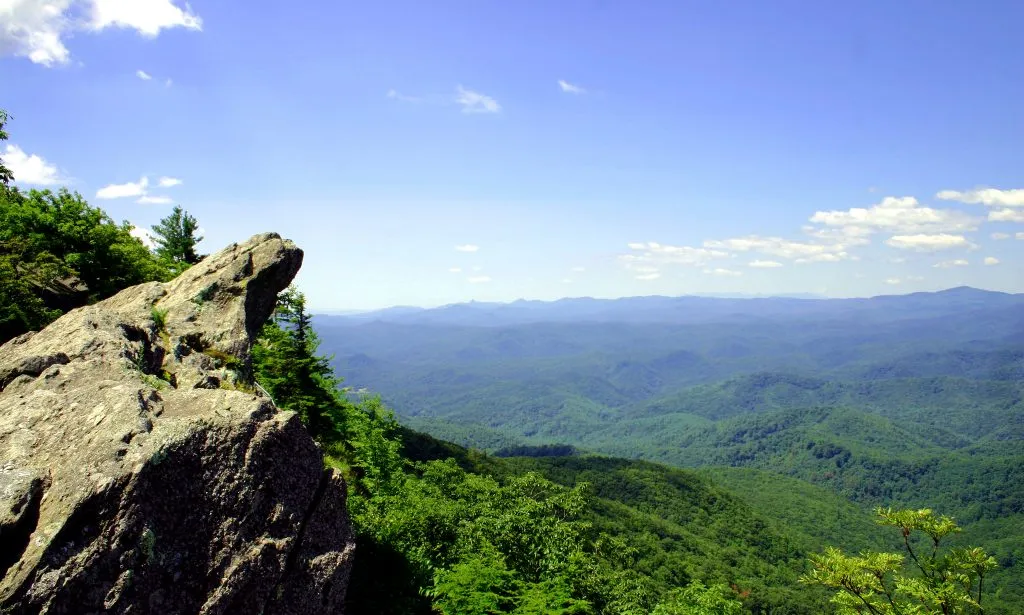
[0,233,355,614]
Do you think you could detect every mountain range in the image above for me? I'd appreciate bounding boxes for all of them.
[315,286,1024,609]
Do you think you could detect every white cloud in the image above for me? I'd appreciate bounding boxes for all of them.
[991,232,1010,240]
[748,260,783,268]
[1,0,201,67]
[561,278,573,284]
[448,267,462,273]
[984,257,1000,266]
[129,224,155,248]
[90,0,202,36]
[136,69,151,80]
[989,208,1024,223]
[1018,232,1024,240]
[936,187,1024,208]
[809,196,979,235]
[704,235,853,261]
[570,266,585,272]
[794,252,854,264]
[164,77,172,87]
[96,176,148,199]
[467,275,491,284]
[885,278,901,285]
[635,272,661,281]
[157,176,181,187]
[885,234,976,251]
[932,259,969,268]
[454,244,479,252]
[0,0,72,66]
[705,268,742,277]
[455,86,501,114]
[2,144,63,185]
[625,241,729,267]
[558,79,585,94]
[137,195,172,204]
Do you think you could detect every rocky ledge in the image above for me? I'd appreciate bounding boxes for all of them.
[0,233,354,614]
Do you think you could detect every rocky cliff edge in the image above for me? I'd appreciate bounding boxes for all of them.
[0,233,354,614]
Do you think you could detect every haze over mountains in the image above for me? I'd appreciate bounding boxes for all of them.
[314,285,1024,608]
[319,286,1022,327]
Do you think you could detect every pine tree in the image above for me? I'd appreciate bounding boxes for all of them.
[151,205,203,265]
[253,287,341,439]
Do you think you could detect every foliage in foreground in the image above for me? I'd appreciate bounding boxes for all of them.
[802,507,997,614]
[0,186,173,342]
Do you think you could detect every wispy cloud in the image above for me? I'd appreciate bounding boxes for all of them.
[704,268,743,277]
[136,69,152,80]
[570,266,586,272]
[936,187,1024,207]
[748,260,783,268]
[885,234,976,251]
[455,86,501,114]
[454,244,479,252]
[558,79,585,94]
[984,257,1000,266]
[933,259,969,268]
[635,272,661,281]
[137,195,173,205]
[387,89,424,104]
[2,144,64,185]
[624,241,728,267]
[448,267,462,273]
[97,174,182,202]
[705,235,856,262]
[97,176,149,199]
[991,232,1010,240]
[467,275,491,284]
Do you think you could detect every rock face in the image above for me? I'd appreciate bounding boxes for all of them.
[0,233,355,614]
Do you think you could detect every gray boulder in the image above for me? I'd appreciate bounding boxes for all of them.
[0,233,355,614]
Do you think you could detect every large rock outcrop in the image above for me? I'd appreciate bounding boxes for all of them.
[0,233,355,614]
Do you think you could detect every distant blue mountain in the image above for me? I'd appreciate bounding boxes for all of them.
[317,286,1022,328]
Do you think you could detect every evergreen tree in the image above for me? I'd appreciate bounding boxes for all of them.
[253,287,341,438]
[151,205,203,265]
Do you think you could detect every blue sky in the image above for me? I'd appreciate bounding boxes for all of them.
[2,0,1022,310]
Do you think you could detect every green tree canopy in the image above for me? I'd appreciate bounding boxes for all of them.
[0,109,13,186]
[152,205,203,265]
[0,186,174,342]
[802,507,997,615]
